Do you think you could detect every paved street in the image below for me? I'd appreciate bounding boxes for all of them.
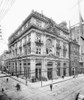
[0,73,84,100]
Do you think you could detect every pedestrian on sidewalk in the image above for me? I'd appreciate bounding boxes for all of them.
[6,78,8,82]
[2,88,4,92]
[75,92,80,100]
[50,84,53,91]
[16,83,21,91]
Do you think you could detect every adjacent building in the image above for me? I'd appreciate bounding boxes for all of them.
[69,40,79,76]
[6,11,70,80]
[71,22,84,73]
[0,50,10,72]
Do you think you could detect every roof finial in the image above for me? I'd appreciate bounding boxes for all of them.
[41,10,43,16]
[32,9,34,13]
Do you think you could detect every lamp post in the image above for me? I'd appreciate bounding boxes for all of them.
[26,60,28,86]
[26,74,27,86]
[41,68,42,87]
[74,68,75,77]
[41,57,44,87]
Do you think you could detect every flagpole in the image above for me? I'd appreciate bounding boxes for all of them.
[69,21,72,40]
[77,0,83,36]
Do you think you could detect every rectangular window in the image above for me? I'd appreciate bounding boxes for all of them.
[28,34,31,42]
[20,48,22,54]
[63,44,67,57]
[36,47,41,54]
[56,51,60,57]
[36,33,41,41]
[27,46,31,54]
[63,51,66,57]
[15,49,17,56]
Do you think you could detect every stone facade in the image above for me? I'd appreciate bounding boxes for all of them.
[71,23,84,73]
[69,40,79,75]
[6,11,70,80]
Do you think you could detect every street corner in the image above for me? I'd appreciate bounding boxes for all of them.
[0,92,10,100]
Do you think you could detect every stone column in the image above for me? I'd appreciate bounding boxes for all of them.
[60,61,63,77]
[30,59,35,78]
[31,32,36,54]
[53,61,57,79]
[42,59,47,79]
[41,35,46,55]
[21,60,24,74]
[11,61,13,73]
[13,61,15,74]
[10,61,12,73]
[66,62,69,76]
[17,60,19,74]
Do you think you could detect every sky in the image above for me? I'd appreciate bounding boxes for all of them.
[0,0,84,55]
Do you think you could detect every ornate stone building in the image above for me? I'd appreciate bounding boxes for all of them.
[7,11,70,80]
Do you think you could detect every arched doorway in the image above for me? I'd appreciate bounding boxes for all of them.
[57,62,60,76]
[47,62,53,79]
[35,60,42,79]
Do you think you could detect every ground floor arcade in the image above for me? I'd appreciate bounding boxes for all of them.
[5,57,69,80]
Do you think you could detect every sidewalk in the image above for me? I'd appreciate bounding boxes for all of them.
[10,74,84,88]
[0,71,84,100]
[0,71,83,88]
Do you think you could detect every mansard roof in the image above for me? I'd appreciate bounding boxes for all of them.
[9,10,69,41]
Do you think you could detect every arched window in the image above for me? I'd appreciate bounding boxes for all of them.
[46,39,52,54]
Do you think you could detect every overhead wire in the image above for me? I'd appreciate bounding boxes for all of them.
[1,0,15,20]
[0,0,3,7]
[0,0,16,22]
[0,0,16,45]
[0,0,9,19]
[70,0,83,10]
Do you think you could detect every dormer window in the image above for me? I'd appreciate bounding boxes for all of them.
[26,23,28,27]
[22,27,24,31]
[18,31,20,35]
[36,33,41,41]
[36,19,42,27]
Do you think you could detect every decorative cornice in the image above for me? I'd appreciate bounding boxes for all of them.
[9,11,69,43]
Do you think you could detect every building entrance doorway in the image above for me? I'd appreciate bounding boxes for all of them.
[35,68,41,79]
[47,68,52,79]
[57,67,60,76]
[63,68,66,76]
